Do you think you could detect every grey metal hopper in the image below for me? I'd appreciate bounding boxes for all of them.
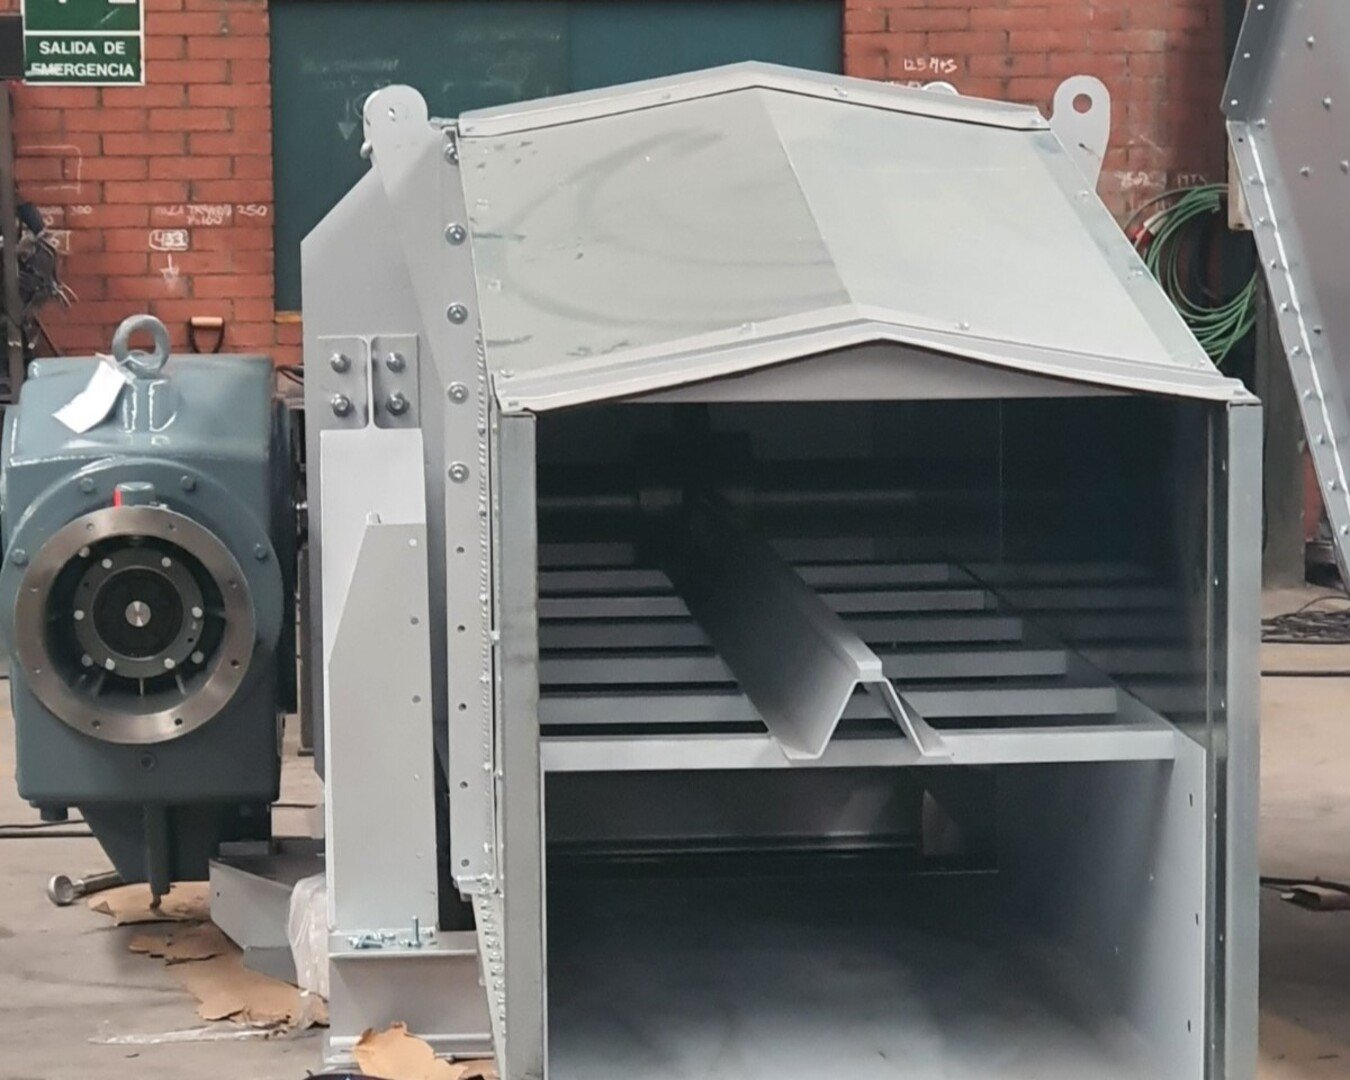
[302,63,1259,1080]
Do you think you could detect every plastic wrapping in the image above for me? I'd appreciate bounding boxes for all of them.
[287,872,328,1000]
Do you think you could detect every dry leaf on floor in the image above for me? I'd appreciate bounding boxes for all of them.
[88,882,211,925]
[355,1022,496,1080]
[128,921,231,963]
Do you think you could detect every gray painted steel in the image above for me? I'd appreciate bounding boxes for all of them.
[1225,0,1350,576]
[0,319,292,894]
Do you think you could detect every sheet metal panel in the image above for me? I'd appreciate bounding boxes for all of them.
[449,64,1248,410]
[1226,0,1350,576]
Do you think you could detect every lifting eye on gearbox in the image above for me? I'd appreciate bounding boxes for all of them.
[12,505,257,745]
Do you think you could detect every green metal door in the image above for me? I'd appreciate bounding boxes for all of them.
[270,1,843,310]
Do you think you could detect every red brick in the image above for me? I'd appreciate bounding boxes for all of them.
[191,180,271,202]
[1009,29,1089,52]
[104,180,190,204]
[926,30,1005,54]
[147,11,226,34]
[104,132,185,156]
[146,36,186,60]
[95,227,154,253]
[844,8,885,33]
[225,322,277,347]
[191,227,270,252]
[25,87,99,108]
[13,108,63,133]
[231,107,272,132]
[226,9,269,35]
[76,157,150,181]
[66,109,147,133]
[188,83,270,108]
[149,60,228,83]
[189,131,270,156]
[143,298,232,323]
[103,85,187,108]
[188,35,269,60]
[108,276,187,300]
[78,253,152,276]
[232,155,273,179]
[148,108,232,132]
[890,8,969,31]
[150,156,232,180]
[14,158,64,182]
[229,59,270,83]
[193,274,272,299]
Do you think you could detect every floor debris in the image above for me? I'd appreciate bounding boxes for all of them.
[87,881,211,924]
[355,1023,496,1080]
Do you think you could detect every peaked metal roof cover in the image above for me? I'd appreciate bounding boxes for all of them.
[456,64,1247,412]
[1226,0,1350,574]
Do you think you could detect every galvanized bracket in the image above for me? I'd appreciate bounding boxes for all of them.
[370,334,421,428]
[660,497,948,761]
[313,335,370,429]
[364,86,498,894]
[1050,76,1111,188]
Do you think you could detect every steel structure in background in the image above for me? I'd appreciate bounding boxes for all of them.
[304,64,1260,1079]
[1226,0,1350,578]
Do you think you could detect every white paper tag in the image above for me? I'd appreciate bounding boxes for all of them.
[53,359,132,434]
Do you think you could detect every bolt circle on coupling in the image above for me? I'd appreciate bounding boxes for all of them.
[330,393,353,417]
[446,303,469,325]
[444,223,467,245]
[386,391,409,416]
[329,352,351,373]
[448,462,470,483]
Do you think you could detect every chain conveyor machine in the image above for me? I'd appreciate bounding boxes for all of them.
[303,65,1259,1080]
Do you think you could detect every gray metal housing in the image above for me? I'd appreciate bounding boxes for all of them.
[304,65,1259,1079]
[0,345,294,892]
[1225,0,1350,576]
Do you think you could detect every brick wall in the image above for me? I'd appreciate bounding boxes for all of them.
[845,0,1228,213]
[6,0,1226,363]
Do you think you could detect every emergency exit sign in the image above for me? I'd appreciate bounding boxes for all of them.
[22,0,143,85]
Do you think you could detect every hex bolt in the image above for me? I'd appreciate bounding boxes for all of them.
[78,477,95,494]
[1325,97,1334,110]
[10,549,26,566]
[444,223,467,245]
[385,351,406,373]
[444,142,458,164]
[449,462,470,483]
[446,303,469,324]
[253,543,269,561]
[448,381,469,404]
[180,475,196,492]
[329,352,351,373]
[386,391,410,416]
[331,393,353,417]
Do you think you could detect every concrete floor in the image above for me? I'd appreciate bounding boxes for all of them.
[0,591,1347,1078]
